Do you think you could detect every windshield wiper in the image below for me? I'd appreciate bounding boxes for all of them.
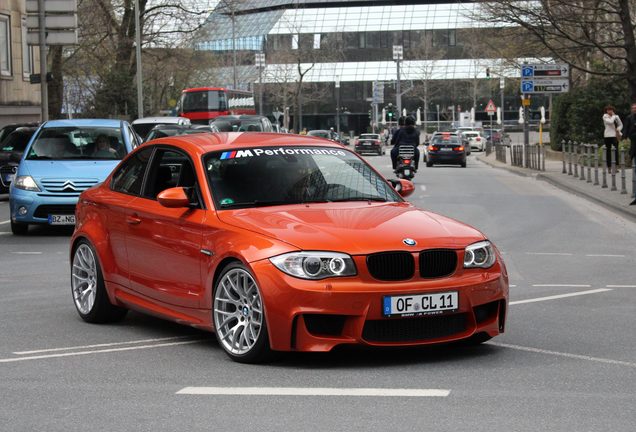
[220,199,300,208]
[329,196,389,202]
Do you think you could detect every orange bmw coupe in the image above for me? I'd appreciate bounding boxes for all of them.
[70,132,508,363]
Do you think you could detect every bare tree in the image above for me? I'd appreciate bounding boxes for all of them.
[477,0,636,100]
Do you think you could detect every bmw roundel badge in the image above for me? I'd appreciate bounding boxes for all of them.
[403,238,417,246]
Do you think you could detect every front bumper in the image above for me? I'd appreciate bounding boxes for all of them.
[428,152,466,164]
[251,257,508,352]
[10,187,78,225]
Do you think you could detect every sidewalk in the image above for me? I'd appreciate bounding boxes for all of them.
[477,150,636,222]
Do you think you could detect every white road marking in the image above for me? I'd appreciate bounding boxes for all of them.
[606,285,636,288]
[510,288,612,305]
[0,220,10,225]
[419,185,427,192]
[13,336,195,355]
[0,232,11,236]
[490,342,636,369]
[531,284,591,288]
[10,252,42,255]
[0,340,206,363]
[525,252,573,256]
[586,254,625,258]
[176,387,451,397]
[509,284,517,287]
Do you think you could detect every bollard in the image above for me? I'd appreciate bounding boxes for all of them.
[601,145,608,188]
[562,140,567,173]
[593,144,599,186]
[542,145,546,171]
[587,145,592,183]
[574,143,579,177]
[610,145,617,191]
[580,144,586,181]
[568,140,573,175]
[620,148,627,194]
[633,156,636,200]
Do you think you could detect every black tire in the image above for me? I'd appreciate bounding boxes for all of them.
[461,161,467,168]
[10,220,28,235]
[213,262,274,363]
[426,161,433,167]
[71,239,127,323]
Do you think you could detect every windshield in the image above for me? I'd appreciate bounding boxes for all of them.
[204,146,401,209]
[180,90,227,113]
[25,127,127,160]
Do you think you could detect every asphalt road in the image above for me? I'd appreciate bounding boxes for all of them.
[1,151,635,432]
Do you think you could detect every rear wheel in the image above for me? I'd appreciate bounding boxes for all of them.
[10,220,28,235]
[213,263,273,363]
[426,161,433,167]
[461,161,467,168]
[71,240,127,323]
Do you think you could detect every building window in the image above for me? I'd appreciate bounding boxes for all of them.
[0,14,11,77]
[313,34,320,49]
[292,34,298,50]
[22,16,33,79]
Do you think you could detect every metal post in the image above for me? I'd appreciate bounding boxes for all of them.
[562,140,566,173]
[568,141,573,175]
[542,145,546,171]
[135,0,143,118]
[611,145,617,191]
[574,143,579,178]
[231,8,236,89]
[587,145,592,183]
[580,144,586,180]
[593,144,599,186]
[632,156,636,199]
[38,0,48,121]
[335,77,340,136]
[601,145,608,188]
[620,149,627,194]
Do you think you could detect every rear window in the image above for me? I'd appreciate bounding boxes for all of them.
[432,136,460,145]
[360,134,380,140]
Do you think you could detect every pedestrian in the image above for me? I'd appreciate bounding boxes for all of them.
[299,127,307,135]
[622,103,636,163]
[602,105,622,168]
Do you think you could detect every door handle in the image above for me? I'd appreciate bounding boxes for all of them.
[126,214,142,225]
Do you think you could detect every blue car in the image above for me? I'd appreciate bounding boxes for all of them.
[9,119,140,235]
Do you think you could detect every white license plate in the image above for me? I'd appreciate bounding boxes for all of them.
[2,173,14,183]
[441,147,452,151]
[48,214,76,225]
[362,142,371,146]
[383,291,458,317]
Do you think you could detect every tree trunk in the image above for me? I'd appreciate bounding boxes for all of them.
[618,0,636,102]
[48,46,64,119]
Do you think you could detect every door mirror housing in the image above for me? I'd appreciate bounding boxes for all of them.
[157,187,191,208]
[389,179,415,198]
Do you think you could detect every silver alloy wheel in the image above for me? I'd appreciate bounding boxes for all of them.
[214,268,264,356]
[71,244,98,315]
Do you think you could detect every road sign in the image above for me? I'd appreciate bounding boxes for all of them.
[521,63,569,78]
[27,30,77,45]
[27,14,77,29]
[372,81,384,104]
[485,99,496,115]
[520,78,569,94]
[392,45,403,61]
[26,0,76,13]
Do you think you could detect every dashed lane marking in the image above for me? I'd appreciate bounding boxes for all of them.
[525,252,573,256]
[531,284,591,288]
[606,285,636,288]
[0,220,10,225]
[13,336,195,355]
[0,339,206,363]
[586,254,626,257]
[509,288,612,305]
[176,387,451,397]
[10,252,42,255]
[490,342,636,369]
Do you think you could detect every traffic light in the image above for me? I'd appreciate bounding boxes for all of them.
[486,68,491,79]
[387,110,393,119]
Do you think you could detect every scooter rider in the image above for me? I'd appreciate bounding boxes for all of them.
[391,115,420,171]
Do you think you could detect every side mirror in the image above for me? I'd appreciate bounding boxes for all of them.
[389,179,415,198]
[157,187,191,208]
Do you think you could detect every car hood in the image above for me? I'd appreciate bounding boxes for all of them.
[18,160,121,181]
[217,202,485,255]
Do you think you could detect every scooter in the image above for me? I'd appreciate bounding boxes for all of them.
[394,145,416,180]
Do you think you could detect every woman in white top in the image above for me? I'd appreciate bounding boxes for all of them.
[603,105,623,167]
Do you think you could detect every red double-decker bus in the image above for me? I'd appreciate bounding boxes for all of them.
[176,87,256,124]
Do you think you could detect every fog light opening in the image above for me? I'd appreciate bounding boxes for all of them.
[18,206,28,216]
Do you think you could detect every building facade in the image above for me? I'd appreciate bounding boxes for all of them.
[196,0,545,133]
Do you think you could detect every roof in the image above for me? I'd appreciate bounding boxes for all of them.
[43,119,125,128]
[148,132,344,156]
[132,116,190,125]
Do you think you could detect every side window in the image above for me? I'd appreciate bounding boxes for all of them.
[111,147,153,196]
[142,148,201,207]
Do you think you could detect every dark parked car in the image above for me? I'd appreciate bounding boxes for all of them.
[354,133,385,155]
[426,132,467,168]
[209,115,273,132]
[0,126,38,193]
[0,122,39,144]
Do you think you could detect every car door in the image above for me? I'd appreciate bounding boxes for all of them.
[124,146,206,308]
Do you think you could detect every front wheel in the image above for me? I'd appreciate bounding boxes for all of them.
[11,220,28,235]
[213,263,273,363]
[71,240,128,323]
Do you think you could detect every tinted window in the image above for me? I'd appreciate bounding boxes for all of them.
[1,131,33,152]
[26,127,127,160]
[111,147,153,196]
[181,90,225,112]
[143,148,200,206]
[204,147,400,209]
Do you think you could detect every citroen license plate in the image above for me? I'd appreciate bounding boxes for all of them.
[48,214,76,225]
[383,291,458,317]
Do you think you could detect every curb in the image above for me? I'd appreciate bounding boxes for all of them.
[477,155,636,222]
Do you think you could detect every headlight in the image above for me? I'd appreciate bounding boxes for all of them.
[13,175,41,192]
[464,241,496,269]
[270,251,357,280]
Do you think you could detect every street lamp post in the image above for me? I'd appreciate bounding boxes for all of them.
[255,52,265,116]
[436,104,440,131]
[335,76,340,136]
[134,0,143,119]
[393,45,403,118]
